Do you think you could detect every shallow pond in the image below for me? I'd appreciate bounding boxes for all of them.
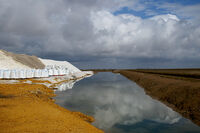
[55,72,200,133]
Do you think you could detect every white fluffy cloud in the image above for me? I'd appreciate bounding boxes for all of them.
[0,0,199,67]
[91,11,200,59]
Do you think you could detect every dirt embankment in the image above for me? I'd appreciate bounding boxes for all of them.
[115,70,200,126]
[0,83,103,133]
[133,69,200,79]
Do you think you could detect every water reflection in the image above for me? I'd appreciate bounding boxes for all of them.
[55,72,200,133]
[54,80,78,91]
[54,78,84,91]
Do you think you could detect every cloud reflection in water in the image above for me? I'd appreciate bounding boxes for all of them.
[55,73,181,130]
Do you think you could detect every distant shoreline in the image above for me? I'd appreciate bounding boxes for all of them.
[83,68,200,79]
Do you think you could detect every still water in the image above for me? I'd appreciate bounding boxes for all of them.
[55,72,200,133]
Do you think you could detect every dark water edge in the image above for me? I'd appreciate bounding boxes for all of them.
[55,72,200,133]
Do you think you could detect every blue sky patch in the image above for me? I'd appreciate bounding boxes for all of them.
[164,0,200,5]
[113,6,170,18]
[113,0,200,18]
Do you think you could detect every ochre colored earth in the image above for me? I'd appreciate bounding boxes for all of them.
[0,83,103,133]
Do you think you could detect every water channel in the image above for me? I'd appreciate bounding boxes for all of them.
[55,72,200,133]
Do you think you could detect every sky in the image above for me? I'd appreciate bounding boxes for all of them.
[0,0,200,69]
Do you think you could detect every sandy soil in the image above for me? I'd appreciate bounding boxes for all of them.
[114,70,200,126]
[0,83,103,133]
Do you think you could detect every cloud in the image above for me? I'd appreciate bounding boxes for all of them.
[0,0,199,68]
[91,11,200,59]
[158,3,200,22]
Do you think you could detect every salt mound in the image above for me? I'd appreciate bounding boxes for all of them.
[0,49,80,73]
[0,50,30,69]
[39,58,81,73]
[3,50,45,69]
[0,49,93,80]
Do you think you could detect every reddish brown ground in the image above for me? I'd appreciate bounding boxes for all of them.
[0,83,103,133]
[114,70,200,126]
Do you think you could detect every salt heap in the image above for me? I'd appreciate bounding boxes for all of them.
[39,58,81,73]
[0,49,93,79]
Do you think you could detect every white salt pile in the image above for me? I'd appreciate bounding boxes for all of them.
[39,58,81,73]
[0,49,93,80]
[0,50,30,70]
